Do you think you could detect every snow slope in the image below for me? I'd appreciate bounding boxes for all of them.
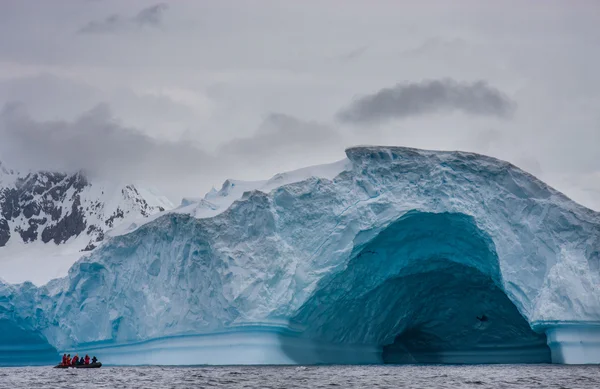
[0,146,599,365]
[108,158,350,237]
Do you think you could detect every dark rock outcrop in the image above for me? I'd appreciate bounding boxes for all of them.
[0,219,9,246]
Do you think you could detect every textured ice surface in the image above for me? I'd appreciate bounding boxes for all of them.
[0,146,599,365]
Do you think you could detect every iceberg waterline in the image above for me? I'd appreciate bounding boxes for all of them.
[1,146,599,365]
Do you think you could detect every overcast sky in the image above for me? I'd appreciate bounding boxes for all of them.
[0,1,598,210]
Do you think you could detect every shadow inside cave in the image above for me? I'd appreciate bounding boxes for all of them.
[281,211,551,364]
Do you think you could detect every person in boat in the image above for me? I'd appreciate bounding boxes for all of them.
[62,354,67,366]
[66,354,71,365]
[79,356,85,365]
[92,356,98,364]
[72,355,78,365]
[84,355,90,365]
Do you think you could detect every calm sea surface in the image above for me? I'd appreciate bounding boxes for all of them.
[1,364,599,388]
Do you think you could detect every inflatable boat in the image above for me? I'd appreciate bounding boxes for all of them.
[54,362,102,368]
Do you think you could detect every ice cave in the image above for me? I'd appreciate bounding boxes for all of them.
[0,146,599,365]
[287,211,551,364]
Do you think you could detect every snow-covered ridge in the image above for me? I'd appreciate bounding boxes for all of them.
[108,158,351,237]
[0,146,599,365]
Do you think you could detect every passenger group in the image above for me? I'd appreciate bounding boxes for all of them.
[60,354,98,366]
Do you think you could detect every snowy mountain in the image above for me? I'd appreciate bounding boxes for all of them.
[0,161,172,283]
[0,146,599,366]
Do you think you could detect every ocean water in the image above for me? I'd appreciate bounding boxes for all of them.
[1,364,599,389]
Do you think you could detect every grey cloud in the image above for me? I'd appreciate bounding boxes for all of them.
[134,3,169,27]
[219,113,340,162]
[79,3,168,34]
[338,46,369,62]
[78,14,127,34]
[0,103,210,193]
[337,79,516,124]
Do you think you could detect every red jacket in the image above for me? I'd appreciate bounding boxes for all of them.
[62,355,67,365]
[84,356,90,365]
[72,356,78,365]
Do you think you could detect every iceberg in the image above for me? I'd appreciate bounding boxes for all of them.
[1,146,599,365]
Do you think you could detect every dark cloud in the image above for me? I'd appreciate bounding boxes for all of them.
[0,103,209,188]
[338,45,369,62]
[78,14,127,34]
[79,3,168,34]
[219,113,340,161]
[337,79,516,124]
[134,3,169,27]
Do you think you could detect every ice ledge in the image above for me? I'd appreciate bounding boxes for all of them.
[344,145,501,164]
[60,329,382,366]
[534,322,600,364]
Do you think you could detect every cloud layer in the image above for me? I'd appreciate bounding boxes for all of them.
[337,79,516,124]
[0,103,209,190]
[0,103,344,200]
[0,1,597,210]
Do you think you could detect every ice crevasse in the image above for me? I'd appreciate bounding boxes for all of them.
[1,146,599,366]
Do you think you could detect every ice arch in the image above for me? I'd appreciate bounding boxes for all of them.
[286,211,551,364]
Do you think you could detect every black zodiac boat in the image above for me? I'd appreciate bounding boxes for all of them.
[54,362,102,369]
